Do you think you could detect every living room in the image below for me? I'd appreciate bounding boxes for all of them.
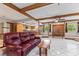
[0,3,79,56]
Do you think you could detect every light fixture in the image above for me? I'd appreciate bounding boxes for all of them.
[55,20,58,22]
[54,18,60,22]
[19,22,26,25]
[58,3,60,6]
[22,22,26,24]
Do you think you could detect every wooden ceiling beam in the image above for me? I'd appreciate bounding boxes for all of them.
[36,12,79,20]
[22,3,52,11]
[3,3,36,20]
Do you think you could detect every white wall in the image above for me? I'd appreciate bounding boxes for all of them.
[0,17,16,33]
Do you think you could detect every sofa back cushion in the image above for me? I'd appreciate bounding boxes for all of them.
[4,32,21,45]
[29,32,35,40]
[19,32,30,43]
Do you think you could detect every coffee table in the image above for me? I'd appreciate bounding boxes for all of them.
[38,41,49,56]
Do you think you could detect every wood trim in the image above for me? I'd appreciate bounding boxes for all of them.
[3,3,36,20]
[40,19,79,24]
[65,19,79,22]
[22,3,52,11]
[36,12,79,20]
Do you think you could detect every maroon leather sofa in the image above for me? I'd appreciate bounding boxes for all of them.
[4,31,41,56]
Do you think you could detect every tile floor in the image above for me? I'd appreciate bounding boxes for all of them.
[1,37,79,56]
[28,37,79,56]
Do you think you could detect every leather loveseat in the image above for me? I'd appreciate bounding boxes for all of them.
[4,31,41,56]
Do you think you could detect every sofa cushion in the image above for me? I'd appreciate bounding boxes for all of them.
[29,32,35,40]
[21,43,32,56]
[7,44,22,49]
[30,35,35,40]
[11,37,19,40]
[21,43,32,52]
[29,39,40,46]
[28,40,34,44]
[19,32,30,42]
[4,32,21,45]
[21,36,30,43]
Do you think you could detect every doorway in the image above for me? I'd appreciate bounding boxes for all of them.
[52,23,65,37]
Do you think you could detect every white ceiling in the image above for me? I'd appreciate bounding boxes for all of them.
[0,4,29,21]
[13,3,34,9]
[1,3,79,24]
[39,19,56,23]
[27,3,79,19]
[16,18,38,26]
